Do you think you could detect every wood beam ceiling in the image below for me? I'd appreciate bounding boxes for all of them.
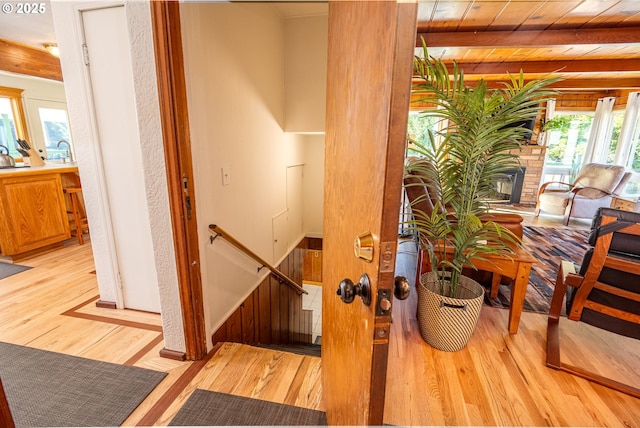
[415,26,640,90]
[428,77,640,90]
[416,26,640,47]
[442,59,640,75]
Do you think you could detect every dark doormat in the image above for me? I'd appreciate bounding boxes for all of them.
[0,263,31,280]
[169,389,327,426]
[0,341,166,427]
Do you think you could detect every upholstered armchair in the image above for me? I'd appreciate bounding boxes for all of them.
[535,163,630,226]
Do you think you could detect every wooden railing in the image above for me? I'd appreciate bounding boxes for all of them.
[208,224,307,295]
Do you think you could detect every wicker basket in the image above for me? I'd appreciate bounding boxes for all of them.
[417,272,484,352]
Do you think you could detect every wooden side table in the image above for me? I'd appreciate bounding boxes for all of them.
[611,196,640,213]
[416,246,536,334]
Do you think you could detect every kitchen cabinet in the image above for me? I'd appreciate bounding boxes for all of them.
[0,164,77,261]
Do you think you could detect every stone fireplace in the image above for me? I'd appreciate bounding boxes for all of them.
[491,167,526,204]
[509,145,547,206]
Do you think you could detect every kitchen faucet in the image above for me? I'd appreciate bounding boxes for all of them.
[57,140,73,163]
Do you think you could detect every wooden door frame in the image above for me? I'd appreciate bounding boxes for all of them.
[368,3,419,422]
[150,1,207,361]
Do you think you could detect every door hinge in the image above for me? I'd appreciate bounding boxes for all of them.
[182,176,192,220]
[82,43,90,66]
[182,176,189,194]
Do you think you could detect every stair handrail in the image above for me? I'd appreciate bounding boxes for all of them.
[208,224,307,295]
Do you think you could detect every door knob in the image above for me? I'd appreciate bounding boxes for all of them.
[336,273,371,306]
[394,276,410,300]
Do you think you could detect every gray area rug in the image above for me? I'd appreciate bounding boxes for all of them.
[169,389,327,426]
[0,262,31,280]
[0,341,166,427]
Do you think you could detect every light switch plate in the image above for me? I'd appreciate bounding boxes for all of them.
[221,167,231,186]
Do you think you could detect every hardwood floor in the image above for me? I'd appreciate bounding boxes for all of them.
[1,222,639,426]
[388,238,640,426]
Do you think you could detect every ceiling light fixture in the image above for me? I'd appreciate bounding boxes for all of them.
[43,43,60,57]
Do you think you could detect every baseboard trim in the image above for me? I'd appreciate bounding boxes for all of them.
[159,348,186,361]
[95,300,117,309]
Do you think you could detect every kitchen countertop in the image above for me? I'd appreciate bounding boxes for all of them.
[0,163,79,178]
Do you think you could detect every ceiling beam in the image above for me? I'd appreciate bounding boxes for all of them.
[416,27,640,47]
[0,39,62,81]
[546,78,640,90]
[439,58,640,75]
[441,78,640,90]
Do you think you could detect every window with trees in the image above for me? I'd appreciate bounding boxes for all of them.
[0,86,29,158]
[542,113,594,182]
[407,110,440,155]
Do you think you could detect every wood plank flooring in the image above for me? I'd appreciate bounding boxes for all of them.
[1,215,639,426]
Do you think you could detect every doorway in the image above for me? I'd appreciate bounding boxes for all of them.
[81,6,161,312]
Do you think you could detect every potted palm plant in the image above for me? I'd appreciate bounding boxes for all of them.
[406,41,558,351]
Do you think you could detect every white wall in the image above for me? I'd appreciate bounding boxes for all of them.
[0,71,67,153]
[302,134,325,236]
[284,15,328,133]
[51,1,185,352]
[181,2,320,344]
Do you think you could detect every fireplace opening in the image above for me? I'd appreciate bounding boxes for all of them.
[489,167,526,204]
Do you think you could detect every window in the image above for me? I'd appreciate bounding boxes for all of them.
[605,111,625,164]
[621,114,640,198]
[39,107,73,161]
[543,113,594,182]
[0,87,29,158]
[407,110,441,155]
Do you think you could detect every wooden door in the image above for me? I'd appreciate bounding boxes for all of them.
[322,1,417,425]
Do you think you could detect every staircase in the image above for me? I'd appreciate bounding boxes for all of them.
[255,342,321,358]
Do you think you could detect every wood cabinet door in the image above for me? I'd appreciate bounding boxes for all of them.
[0,174,70,255]
[303,250,322,284]
[322,1,417,425]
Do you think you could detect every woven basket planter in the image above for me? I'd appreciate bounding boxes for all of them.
[417,271,484,352]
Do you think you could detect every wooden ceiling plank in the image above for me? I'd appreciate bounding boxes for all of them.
[0,39,62,81]
[457,1,507,32]
[585,1,640,26]
[482,47,522,62]
[416,27,640,47]
[500,47,533,62]
[518,1,582,31]
[557,44,606,59]
[488,2,542,32]
[416,1,437,29]
[424,1,474,31]
[549,0,621,29]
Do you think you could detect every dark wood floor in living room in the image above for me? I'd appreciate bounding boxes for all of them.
[0,223,638,426]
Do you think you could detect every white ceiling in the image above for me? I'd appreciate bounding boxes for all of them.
[270,2,327,18]
[0,0,55,50]
[0,1,327,51]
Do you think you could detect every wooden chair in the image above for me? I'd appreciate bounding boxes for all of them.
[61,172,89,245]
[547,207,640,398]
